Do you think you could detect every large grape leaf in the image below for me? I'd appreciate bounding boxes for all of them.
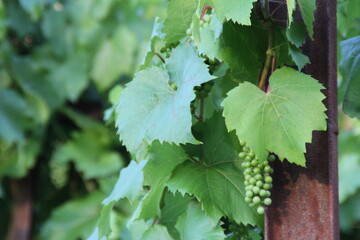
[163,0,197,44]
[116,44,214,152]
[175,202,225,240]
[222,67,327,166]
[340,36,360,119]
[133,142,188,221]
[167,113,262,226]
[218,21,267,83]
[212,0,256,25]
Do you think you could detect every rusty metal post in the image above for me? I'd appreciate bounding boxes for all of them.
[265,0,339,239]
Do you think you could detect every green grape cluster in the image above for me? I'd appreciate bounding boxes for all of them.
[194,80,214,99]
[239,141,275,215]
[186,8,214,40]
[50,161,68,189]
[160,42,178,58]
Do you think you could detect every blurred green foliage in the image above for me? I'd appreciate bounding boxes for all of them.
[0,0,359,239]
[0,0,166,239]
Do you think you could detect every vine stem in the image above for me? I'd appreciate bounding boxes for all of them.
[154,52,166,64]
[201,5,213,20]
[258,0,274,91]
[199,98,204,121]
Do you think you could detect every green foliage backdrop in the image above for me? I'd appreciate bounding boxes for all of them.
[0,0,359,239]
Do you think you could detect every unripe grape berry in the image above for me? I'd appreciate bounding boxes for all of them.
[240,141,246,146]
[253,167,261,174]
[199,20,204,27]
[245,197,252,203]
[239,152,246,158]
[268,154,276,162]
[249,178,256,185]
[244,156,252,162]
[257,206,265,215]
[255,174,262,181]
[186,28,192,36]
[264,198,272,205]
[265,176,273,183]
[253,196,261,204]
[251,159,258,166]
[241,162,246,168]
[244,180,249,185]
[243,146,250,152]
[246,191,254,198]
[252,186,260,194]
[260,189,267,197]
[264,166,272,173]
[263,183,271,190]
[203,14,211,23]
[245,174,251,181]
[244,168,252,175]
[266,191,271,197]
[256,180,263,188]
[248,152,255,158]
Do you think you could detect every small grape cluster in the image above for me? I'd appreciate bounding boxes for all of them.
[50,161,68,189]
[194,80,214,99]
[239,141,275,215]
[186,9,215,40]
[160,42,178,58]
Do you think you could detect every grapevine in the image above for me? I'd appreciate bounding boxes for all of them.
[240,141,275,214]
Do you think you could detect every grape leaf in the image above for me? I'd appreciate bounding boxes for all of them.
[286,21,307,47]
[340,36,360,119]
[175,202,226,240]
[286,0,296,27]
[212,0,256,25]
[116,44,214,152]
[297,0,316,39]
[222,67,327,166]
[139,17,165,70]
[134,142,188,221]
[163,0,197,44]
[218,21,267,83]
[288,44,310,70]
[167,113,262,226]
[141,225,174,240]
[160,191,191,239]
[103,160,147,204]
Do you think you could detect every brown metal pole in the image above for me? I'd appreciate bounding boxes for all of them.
[265,0,339,239]
[6,175,33,240]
